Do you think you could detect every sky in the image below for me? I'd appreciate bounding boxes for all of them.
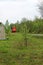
[0,0,41,24]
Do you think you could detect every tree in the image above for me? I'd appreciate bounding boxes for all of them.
[38,1,43,18]
[5,20,10,38]
[23,24,28,46]
[5,20,9,30]
[21,18,28,47]
[15,20,20,32]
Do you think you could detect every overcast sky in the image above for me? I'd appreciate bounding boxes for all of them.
[0,0,40,24]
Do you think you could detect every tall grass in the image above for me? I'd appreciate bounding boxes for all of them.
[0,33,43,65]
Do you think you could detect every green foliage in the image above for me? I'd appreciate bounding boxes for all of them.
[19,18,43,34]
[5,17,43,34]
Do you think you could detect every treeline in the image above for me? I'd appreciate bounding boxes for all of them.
[5,17,43,34]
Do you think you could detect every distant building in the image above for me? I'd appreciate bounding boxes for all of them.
[0,22,6,40]
[11,27,16,33]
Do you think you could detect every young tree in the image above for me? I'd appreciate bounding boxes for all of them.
[23,24,28,46]
[15,20,20,32]
[21,18,28,47]
[5,20,10,38]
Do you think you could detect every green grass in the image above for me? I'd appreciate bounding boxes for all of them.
[0,33,43,65]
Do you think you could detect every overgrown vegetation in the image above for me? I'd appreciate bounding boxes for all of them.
[0,16,43,65]
[0,1,43,65]
[0,33,43,65]
[10,17,43,34]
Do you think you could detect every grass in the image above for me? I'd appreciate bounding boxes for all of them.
[0,33,43,65]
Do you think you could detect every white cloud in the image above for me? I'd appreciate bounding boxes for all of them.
[0,0,40,24]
